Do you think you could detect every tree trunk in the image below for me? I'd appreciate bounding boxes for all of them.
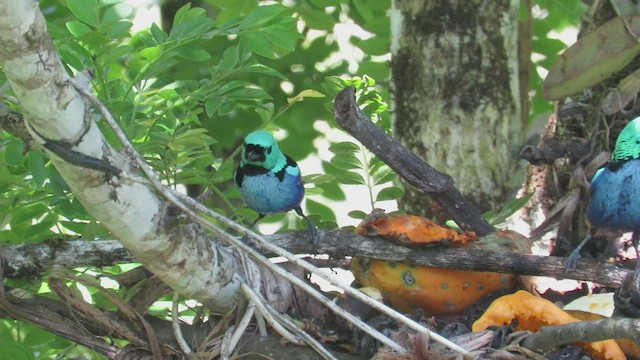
[390,0,524,217]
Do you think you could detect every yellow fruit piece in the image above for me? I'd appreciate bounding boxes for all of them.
[473,290,625,360]
[351,258,516,315]
[355,213,477,245]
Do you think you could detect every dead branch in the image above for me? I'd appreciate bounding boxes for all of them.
[333,86,495,236]
[521,317,640,353]
[1,231,630,287]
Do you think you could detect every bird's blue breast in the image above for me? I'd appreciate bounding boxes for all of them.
[237,167,304,214]
[588,159,640,231]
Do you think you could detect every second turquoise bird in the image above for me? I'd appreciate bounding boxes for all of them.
[235,130,317,241]
[567,117,640,270]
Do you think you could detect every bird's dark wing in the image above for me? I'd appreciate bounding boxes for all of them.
[274,154,299,182]
[285,154,299,168]
[235,166,245,187]
[607,160,622,172]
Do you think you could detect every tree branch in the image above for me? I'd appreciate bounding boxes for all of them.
[1,230,630,287]
[333,86,495,236]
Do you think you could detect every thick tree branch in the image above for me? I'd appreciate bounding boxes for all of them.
[333,86,495,236]
[2,230,630,288]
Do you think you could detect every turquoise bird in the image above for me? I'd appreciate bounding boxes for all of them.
[235,130,317,242]
[567,117,640,271]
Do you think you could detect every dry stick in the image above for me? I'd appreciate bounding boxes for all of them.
[521,317,640,353]
[62,272,163,359]
[333,86,495,236]
[69,80,424,354]
[225,302,256,357]
[240,284,305,346]
[172,292,193,356]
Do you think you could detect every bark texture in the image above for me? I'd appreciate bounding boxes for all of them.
[391,0,523,215]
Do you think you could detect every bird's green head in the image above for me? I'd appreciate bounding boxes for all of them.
[611,117,640,162]
[241,130,286,171]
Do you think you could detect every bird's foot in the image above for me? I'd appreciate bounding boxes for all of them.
[563,234,592,273]
[563,250,582,273]
[306,219,319,247]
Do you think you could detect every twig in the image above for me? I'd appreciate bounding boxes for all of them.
[226,301,257,356]
[60,271,163,359]
[241,284,303,346]
[48,277,148,346]
[172,292,193,356]
[220,324,234,360]
[333,86,495,236]
[521,317,640,353]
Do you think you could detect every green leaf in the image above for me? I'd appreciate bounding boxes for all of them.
[174,3,207,25]
[104,21,133,39]
[300,8,336,30]
[334,171,365,185]
[304,187,324,196]
[544,15,640,99]
[66,20,93,37]
[68,0,99,27]
[255,103,274,122]
[240,62,286,79]
[330,154,362,170]
[60,220,87,234]
[25,216,56,239]
[219,45,239,71]
[348,210,368,220]
[354,36,389,56]
[0,169,23,186]
[0,342,34,360]
[4,142,25,166]
[329,141,360,155]
[240,33,275,58]
[240,4,289,29]
[485,193,534,226]
[168,18,214,41]
[11,203,49,226]
[303,173,336,184]
[27,151,46,189]
[205,97,222,117]
[375,186,403,202]
[352,0,375,20]
[287,89,325,104]
[150,23,168,43]
[175,45,211,61]
[101,2,134,25]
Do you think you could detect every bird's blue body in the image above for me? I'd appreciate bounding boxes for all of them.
[588,159,640,232]
[566,118,640,271]
[235,130,316,241]
[236,159,304,214]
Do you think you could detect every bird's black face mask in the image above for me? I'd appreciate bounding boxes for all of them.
[244,143,266,163]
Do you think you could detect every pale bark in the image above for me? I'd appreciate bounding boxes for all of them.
[0,0,245,311]
[391,0,524,215]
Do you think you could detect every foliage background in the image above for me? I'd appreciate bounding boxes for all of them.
[0,0,586,358]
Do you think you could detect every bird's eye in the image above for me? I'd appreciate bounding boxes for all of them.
[266,146,272,154]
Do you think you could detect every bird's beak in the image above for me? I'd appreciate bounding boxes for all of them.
[245,148,265,162]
